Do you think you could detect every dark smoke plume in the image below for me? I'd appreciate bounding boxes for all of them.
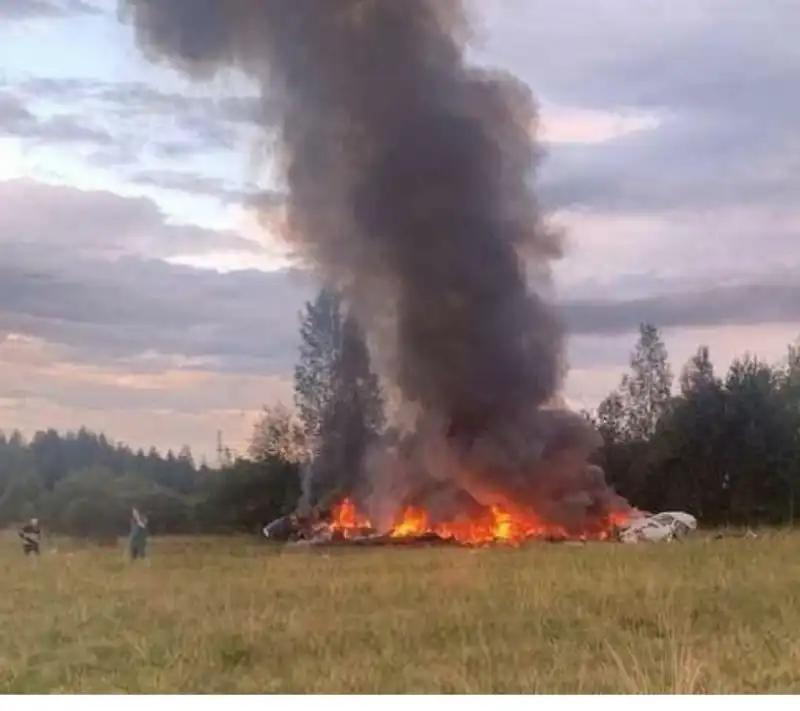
[120,0,630,529]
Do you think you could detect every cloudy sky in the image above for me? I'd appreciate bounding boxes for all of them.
[1,0,798,460]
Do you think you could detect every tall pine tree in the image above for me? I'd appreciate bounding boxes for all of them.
[293,287,385,506]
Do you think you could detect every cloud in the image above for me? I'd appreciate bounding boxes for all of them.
[0,178,263,258]
[10,77,266,159]
[0,180,297,379]
[0,92,32,126]
[566,283,800,337]
[0,393,259,459]
[1,88,114,146]
[552,207,800,301]
[538,104,660,146]
[479,0,800,216]
[0,334,292,415]
[0,342,293,457]
[0,333,293,456]
[540,113,797,214]
[483,0,797,111]
[7,0,797,217]
[0,0,99,20]
[1,181,797,381]
[130,169,257,203]
[4,237,798,380]
[0,250,312,375]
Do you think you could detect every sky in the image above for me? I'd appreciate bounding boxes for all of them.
[1,0,798,461]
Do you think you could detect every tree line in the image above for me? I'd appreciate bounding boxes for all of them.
[1,289,798,540]
[0,429,205,540]
[585,324,800,526]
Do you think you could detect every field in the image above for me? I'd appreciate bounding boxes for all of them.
[1,530,799,693]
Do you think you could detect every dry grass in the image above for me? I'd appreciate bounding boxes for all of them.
[1,530,799,693]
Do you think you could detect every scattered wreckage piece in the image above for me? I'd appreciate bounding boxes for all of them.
[262,512,377,543]
[262,514,302,541]
[617,511,698,543]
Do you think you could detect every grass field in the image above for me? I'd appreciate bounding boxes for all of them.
[1,530,799,693]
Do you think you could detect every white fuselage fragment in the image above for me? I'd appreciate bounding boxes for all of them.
[618,511,698,543]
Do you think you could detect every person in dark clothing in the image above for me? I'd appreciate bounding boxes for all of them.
[129,508,149,561]
[19,518,41,555]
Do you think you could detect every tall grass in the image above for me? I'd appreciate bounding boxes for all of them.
[1,530,798,692]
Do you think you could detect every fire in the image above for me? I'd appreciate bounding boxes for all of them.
[492,507,512,541]
[328,498,373,538]
[329,498,630,545]
[390,506,428,538]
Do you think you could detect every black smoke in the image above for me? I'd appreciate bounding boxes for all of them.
[120,0,630,530]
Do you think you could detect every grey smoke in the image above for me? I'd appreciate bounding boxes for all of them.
[120,0,629,530]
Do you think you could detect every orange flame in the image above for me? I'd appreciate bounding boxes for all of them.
[329,498,630,545]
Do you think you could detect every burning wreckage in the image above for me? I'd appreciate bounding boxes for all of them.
[122,0,701,548]
[262,498,613,547]
[264,501,698,547]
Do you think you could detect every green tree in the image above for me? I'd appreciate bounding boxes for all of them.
[201,456,301,533]
[40,467,129,542]
[293,287,385,507]
[248,404,309,464]
[679,345,715,397]
[620,322,674,441]
[718,355,790,523]
[313,311,386,503]
[648,346,725,519]
[293,287,344,450]
[0,427,209,534]
[779,343,800,521]
[596,391,627,444]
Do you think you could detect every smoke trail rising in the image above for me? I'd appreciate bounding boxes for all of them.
[121,0,627,528]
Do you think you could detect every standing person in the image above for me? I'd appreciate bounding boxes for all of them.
[18,517,41,556]
[128,508,149,561]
